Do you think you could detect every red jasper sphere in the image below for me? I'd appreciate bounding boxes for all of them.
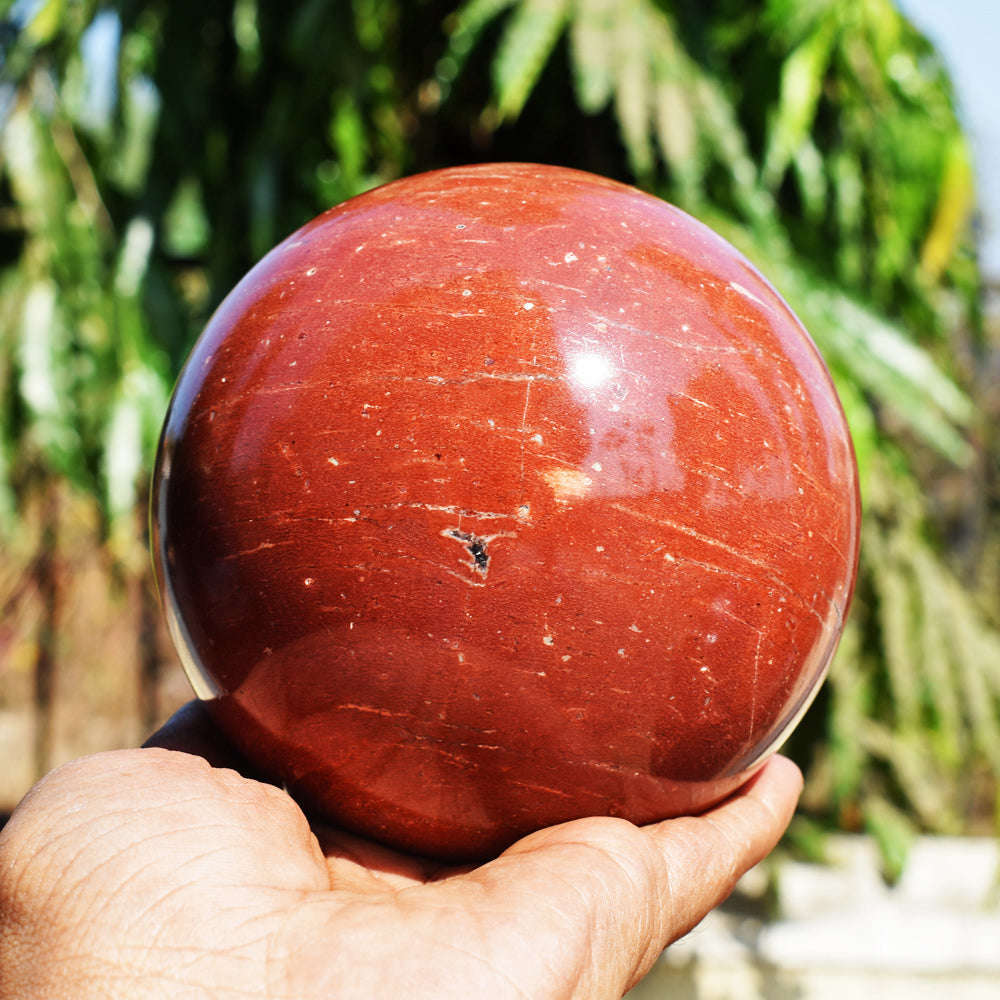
[153,163,860,861]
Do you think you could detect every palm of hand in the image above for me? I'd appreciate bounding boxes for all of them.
[0,705,800,999]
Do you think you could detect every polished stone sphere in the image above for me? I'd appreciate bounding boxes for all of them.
[153,163,860,860]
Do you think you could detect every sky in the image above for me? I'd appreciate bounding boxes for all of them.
[901,0,1000,280]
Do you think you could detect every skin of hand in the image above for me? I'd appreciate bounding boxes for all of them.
[0,702,802,1000]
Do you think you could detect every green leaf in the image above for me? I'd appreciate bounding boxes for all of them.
[568,0,616,113]
[948,582,1000,773]
[17,280,84,481]
[232,0,261,71]
[813,292,973,463]
[446,0,518,63]
[104,380,144,523]
[112,73,162,194]
[0,442,16,534]
[863,796,916,883]
[736,246,976,465]
[830,150,864,285]
[103,363,168,519]
[2,102,67,237]
[827,373,875,496]
[860,718,954,831]
[791,136,826,222]
[693,76,773,224]
[330,94,368,187]
[827,619,870,807]
[114,217,155,299]
[762,15,837,189]
[492,0,570,122]
[24,0,64,45]
[784,814,830,864]
[909,544,967,767]
[440,0,518,95]
[0,283,18,533]
[163,177,211,258]
[654,86,699,202]
[920,133,974,281]
[872,532,922,734]
[611,3,654,177]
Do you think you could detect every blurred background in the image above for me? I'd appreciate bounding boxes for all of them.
[1,0,998,915]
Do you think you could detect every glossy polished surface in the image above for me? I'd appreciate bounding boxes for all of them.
[154,164,860,860]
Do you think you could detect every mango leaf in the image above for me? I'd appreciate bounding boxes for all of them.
[826,619,870,809]
[830,150,864,285]
[791,135,826,222]
[568,0,616,113]
[828,372,876,495]
[103,365,168,561]
[17,280,85,482]
[709,210,975,465]
[232,0,261,70]
[861,719,956,831]
[862,795,916,884]
[163,177,210,258]
[104,374,144,524]
[611,2,653,176]
[114,216,155,300]
[441,0,518,86]
[0,274,19,532]
[909,543,969,767]
[722,219,974,463]
[762,0,838,43]
[330,93,368,187]
[762,14,837,189]
[2,100,68,241]
[920,133,974,282]
[491,0,570,121]
[112,73,161,194]
[653,76,698,201]
[23,0,63,45]
[811,291,974,464]
[0,439,15,534]
[692,75,774,225]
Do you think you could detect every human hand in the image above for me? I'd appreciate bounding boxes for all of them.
[0,701,801,999]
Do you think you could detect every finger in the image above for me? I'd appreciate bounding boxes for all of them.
[438,755,802,998]
[143,700,267,778]
[642,754,803,943]
[146,704,462,893]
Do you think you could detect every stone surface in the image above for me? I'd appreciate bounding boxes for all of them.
[153,163,860,859]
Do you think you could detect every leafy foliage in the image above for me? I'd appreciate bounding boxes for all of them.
[1,0,998,842]
[444,0,977,464]
[1,63,169,559]
[441,0,1000,849]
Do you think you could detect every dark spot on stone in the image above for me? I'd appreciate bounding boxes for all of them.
[448,528,490,575]
[468,539,489,570]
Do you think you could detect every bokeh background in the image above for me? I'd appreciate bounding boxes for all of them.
[1,0,998,889]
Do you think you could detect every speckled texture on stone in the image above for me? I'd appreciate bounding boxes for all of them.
[153,163,860,860]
